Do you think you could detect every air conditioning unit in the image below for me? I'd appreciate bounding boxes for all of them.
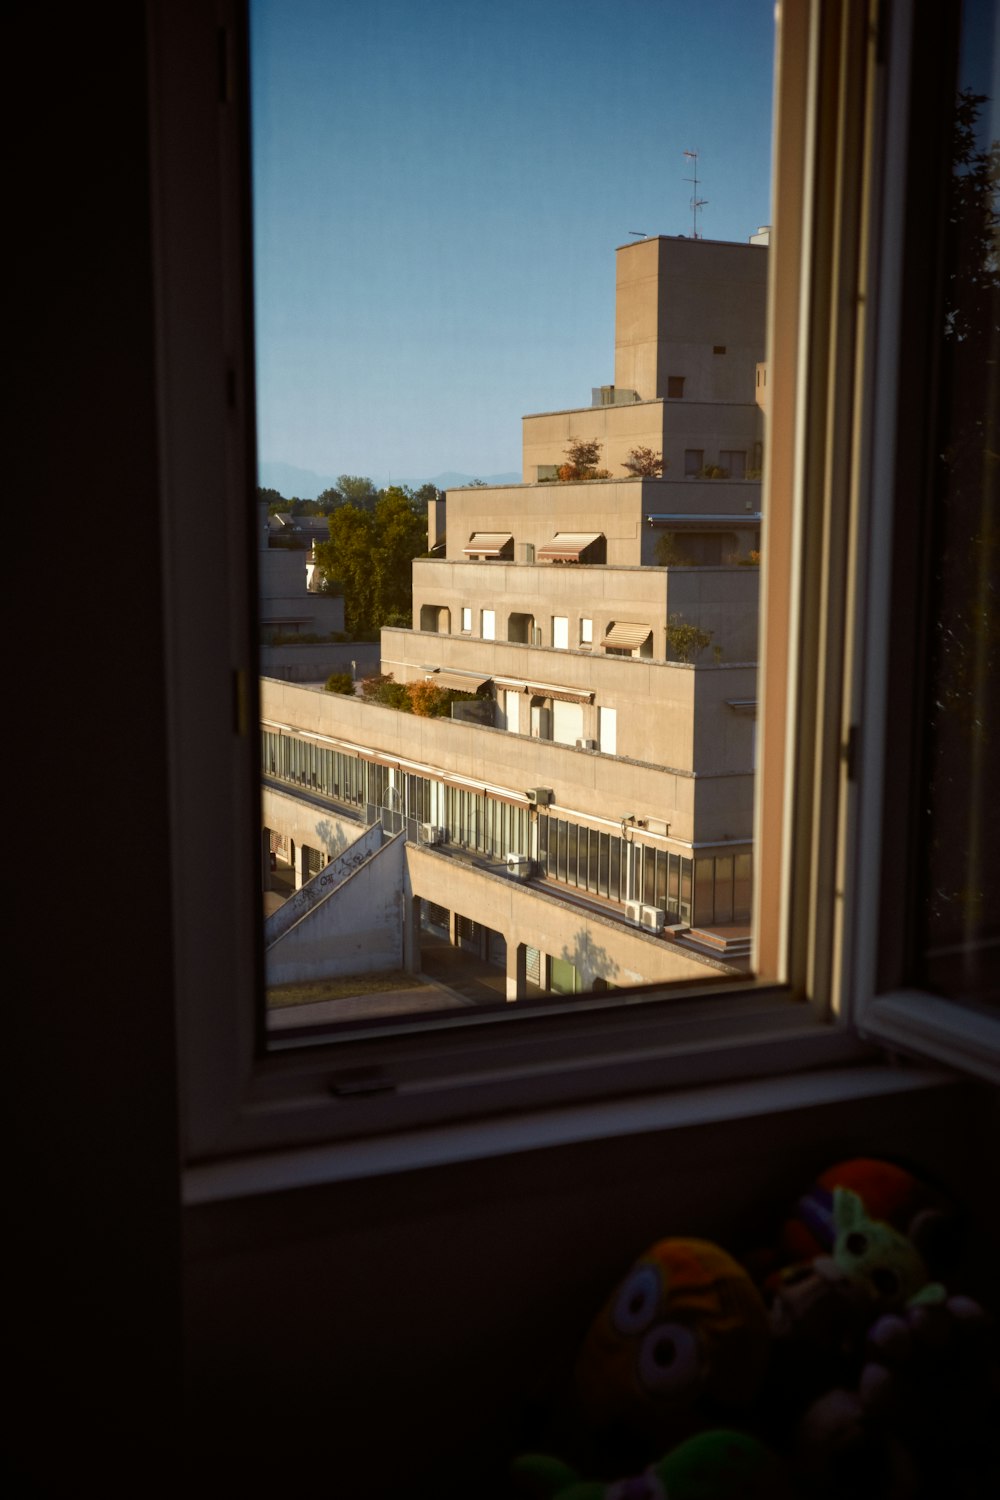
[419,823,445,845]
[575,737,598,751]
[641,905,667,933]
[505,853,533,880]
[625,899,643,923]
[528,787,554,806]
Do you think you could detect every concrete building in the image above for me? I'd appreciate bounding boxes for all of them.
[260,236,766,998]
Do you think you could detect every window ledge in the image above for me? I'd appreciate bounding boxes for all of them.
[183,1057,954,1204]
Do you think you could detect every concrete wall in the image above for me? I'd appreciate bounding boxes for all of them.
[260,678,756,848]
[262,783,367,859]
[521,402,668,483]
[409,559,759,661]
[265,823,383,944]
[265,833,406,985]
[521,403,764,484]
[380,627,757,778]
[405,844,732,989]
[259,639,379,684]
[614,237,768,400]
[442,478,760,564]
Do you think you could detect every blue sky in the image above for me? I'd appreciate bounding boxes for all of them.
[250,0,776,485]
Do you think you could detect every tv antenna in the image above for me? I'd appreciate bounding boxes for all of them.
[682,149,708,239]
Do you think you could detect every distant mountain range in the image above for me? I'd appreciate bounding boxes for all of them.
[258,459,520,499]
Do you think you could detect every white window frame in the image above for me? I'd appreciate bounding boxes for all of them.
[481,607,496,640]
[461,606,472,633]
[551,614,568,649]
[579,617,593,646]
[152,0,1000,1186]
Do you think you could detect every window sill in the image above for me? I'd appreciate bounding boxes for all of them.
[183,983,917,1169]
[183,1051,953,1204]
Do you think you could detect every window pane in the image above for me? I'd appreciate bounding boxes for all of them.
[917,14,1000,1007]
[252,0,772,1028]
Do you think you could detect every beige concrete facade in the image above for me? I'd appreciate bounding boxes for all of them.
[259,238,764,991]
[614,237,768,400]
[409,560,760,662]
[260,678,754,853]
[519,237,767,482]
[441,477,761,566]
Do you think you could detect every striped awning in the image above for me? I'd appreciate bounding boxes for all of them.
[537,531,604,561]
[493,675,593,704]
[425,671,491,693]
[463,532,513,557]
[601,621,652,649]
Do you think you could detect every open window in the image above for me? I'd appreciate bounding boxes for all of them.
[152,0,1000,1177]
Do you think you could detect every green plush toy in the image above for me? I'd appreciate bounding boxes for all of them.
[573,1239,771,1451]
[511,1429,788,1500]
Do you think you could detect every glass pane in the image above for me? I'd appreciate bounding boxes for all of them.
[252,0,772,1028]
[918,6,1000,1006]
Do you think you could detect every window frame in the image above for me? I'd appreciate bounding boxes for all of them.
[153,0,997,1180]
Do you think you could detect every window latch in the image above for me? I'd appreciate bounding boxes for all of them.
[329,1067,397,1099]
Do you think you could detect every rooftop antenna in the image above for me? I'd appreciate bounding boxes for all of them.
[682,149,708,239]
[628,230,648,238]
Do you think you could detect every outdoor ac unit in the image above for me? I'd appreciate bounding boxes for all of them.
[575,737,598,751]
[625,899,643,923]
[419,823,445,845]
[640,905,666,933]
[528,787,553,806]
[505,853,533,880]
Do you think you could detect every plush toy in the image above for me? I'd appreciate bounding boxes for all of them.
[788,1294,997,1498]
[752,1160,956,1381]
[511,1429,789,1500]
[573,1239,771,1453]
[772,1158,958,1281]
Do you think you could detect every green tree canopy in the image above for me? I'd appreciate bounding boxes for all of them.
[312,488,427,634]
[334,475,380,511]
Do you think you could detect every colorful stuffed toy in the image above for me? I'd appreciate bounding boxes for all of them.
[757,1161,954,1373]
[574,1239,771,1451]
[772,1158,958,1280]
[511,1429,788,1500]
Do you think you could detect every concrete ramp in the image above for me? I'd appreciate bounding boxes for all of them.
[265,826,407,986]
[265,823,383,946]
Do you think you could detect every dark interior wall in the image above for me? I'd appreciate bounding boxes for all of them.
[10,7,182,1493]
[182,1078,999,1494]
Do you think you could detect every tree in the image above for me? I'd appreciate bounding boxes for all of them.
[665,615,713,663]
[406,680,453,717]
[558,437,605,480]
[409,483,445,513]
[654,533,689,566]
[333,475,379,512]
[312,487,427,635]
[623,446,665,478]
[359,672,411,711]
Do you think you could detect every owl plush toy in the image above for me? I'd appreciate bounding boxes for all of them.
[574,1238,771,1453]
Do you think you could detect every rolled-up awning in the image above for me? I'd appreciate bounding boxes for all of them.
[424,671,491,693]
[537,531,604,561]
[601,621,652,649]
[463,532,513,557]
